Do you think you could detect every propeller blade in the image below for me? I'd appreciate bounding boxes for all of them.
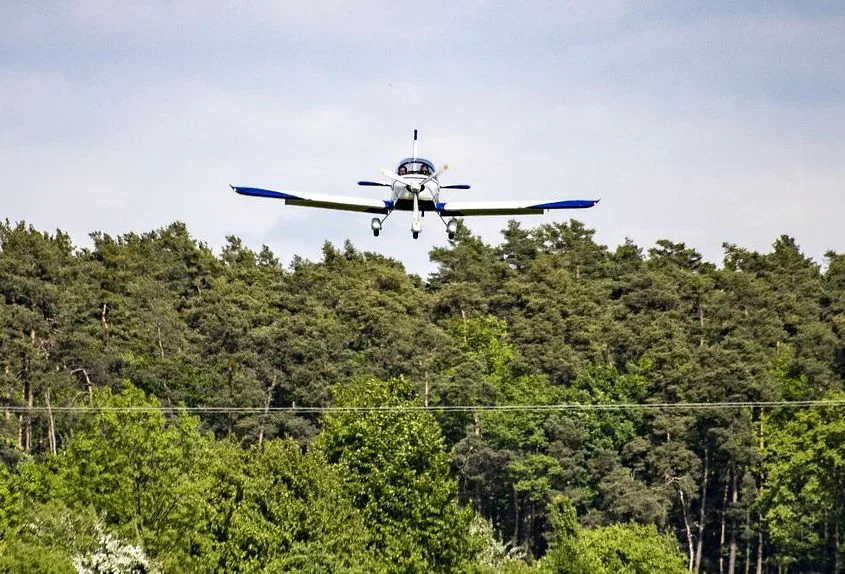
[440,184,471,190]
[419,164,448,187]
[379,168,416,189]
[357,181,390,187]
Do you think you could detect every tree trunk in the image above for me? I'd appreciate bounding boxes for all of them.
[25,328,34,452]
[157,324,165,359]
[720,480,730,574]
[226,363,235,436]
[25,379,33,452]
[72,368,94,401]
[756,411,765,574]
[695,448,709,573]
[46,388,56,454]
[101,302,109,336]
[525,502,533,555]
[513,485,520,548]
[679,487,695,572]
[257,375,278,450]
[744,507,752,574]
[423,369,429,408]
[728,468,739,574]
[835,519,841,574]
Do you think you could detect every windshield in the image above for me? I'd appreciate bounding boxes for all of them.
[398,159,435,176]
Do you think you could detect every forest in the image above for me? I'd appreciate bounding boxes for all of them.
[0,217,843,573]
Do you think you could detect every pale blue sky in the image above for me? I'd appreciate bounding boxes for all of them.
[2,1,843,275]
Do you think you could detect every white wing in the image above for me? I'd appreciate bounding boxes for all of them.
[232,186,392,215]
[437,199,599,217]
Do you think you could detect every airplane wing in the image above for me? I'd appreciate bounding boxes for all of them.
[232,186,392,215]
[436,199,599,217]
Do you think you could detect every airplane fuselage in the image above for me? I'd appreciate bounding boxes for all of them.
[390,175,440,212]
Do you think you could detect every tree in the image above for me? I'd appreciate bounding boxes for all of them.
[197,438,375,573]
[318,377,478,572]
[38,383,211,570]
[542,496,686,574]
[762,395,845,571]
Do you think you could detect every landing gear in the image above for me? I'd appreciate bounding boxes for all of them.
[446,218,458,240]
[371,217,382,237]
[410,193,422,239]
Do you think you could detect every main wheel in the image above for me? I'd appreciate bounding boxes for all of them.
[412,231,419,239]
[448,232,455,240]
[373,229,380,237]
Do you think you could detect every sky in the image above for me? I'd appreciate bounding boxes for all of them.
[2,1,843,277]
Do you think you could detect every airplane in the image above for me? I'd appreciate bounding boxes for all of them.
[231,130,599,240]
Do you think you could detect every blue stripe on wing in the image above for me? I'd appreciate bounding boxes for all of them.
[233,185,394,214]
[528,199,600,209]
[231,186,301,200]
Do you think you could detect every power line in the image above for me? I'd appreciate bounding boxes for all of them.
[3,399,845,414]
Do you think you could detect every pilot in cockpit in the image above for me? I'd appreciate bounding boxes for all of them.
[398,165,407,176]
[419,164,430,176]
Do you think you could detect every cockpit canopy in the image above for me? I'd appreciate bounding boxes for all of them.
[397,158,435,176]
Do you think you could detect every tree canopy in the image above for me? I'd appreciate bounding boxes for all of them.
[1,217,843,572]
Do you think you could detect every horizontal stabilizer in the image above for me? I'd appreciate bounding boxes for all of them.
[357,181,391,187]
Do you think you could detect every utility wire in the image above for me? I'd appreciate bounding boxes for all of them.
[3,399,845,414]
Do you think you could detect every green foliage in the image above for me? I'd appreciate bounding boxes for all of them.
[2,217,844,571]
[543,496,593,574]
[0,500,98,574]
[51,383,210,566]
[542,496,686,574]
[578,522,687,574]
[197,438,375,573]
[761,393,845,570]
[0,539,76,574]
[0,464,23,538]
[319,377,478,573]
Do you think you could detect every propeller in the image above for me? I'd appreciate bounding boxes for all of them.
[419,164,448,187]
[380,163,453,193]
[379,168,417,190]
[440,184,471,190]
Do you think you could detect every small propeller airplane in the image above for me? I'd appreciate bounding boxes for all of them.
[232,130,599,240]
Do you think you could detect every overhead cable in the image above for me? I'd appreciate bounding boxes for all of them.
[4,399,845,414]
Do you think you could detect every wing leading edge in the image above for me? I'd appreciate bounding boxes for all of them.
[231,186,392,215]
[436,199,599,217]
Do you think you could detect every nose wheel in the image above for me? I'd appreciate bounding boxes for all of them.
[412,231,419,239]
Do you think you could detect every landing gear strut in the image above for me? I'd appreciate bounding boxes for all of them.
[410,193,422,239]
